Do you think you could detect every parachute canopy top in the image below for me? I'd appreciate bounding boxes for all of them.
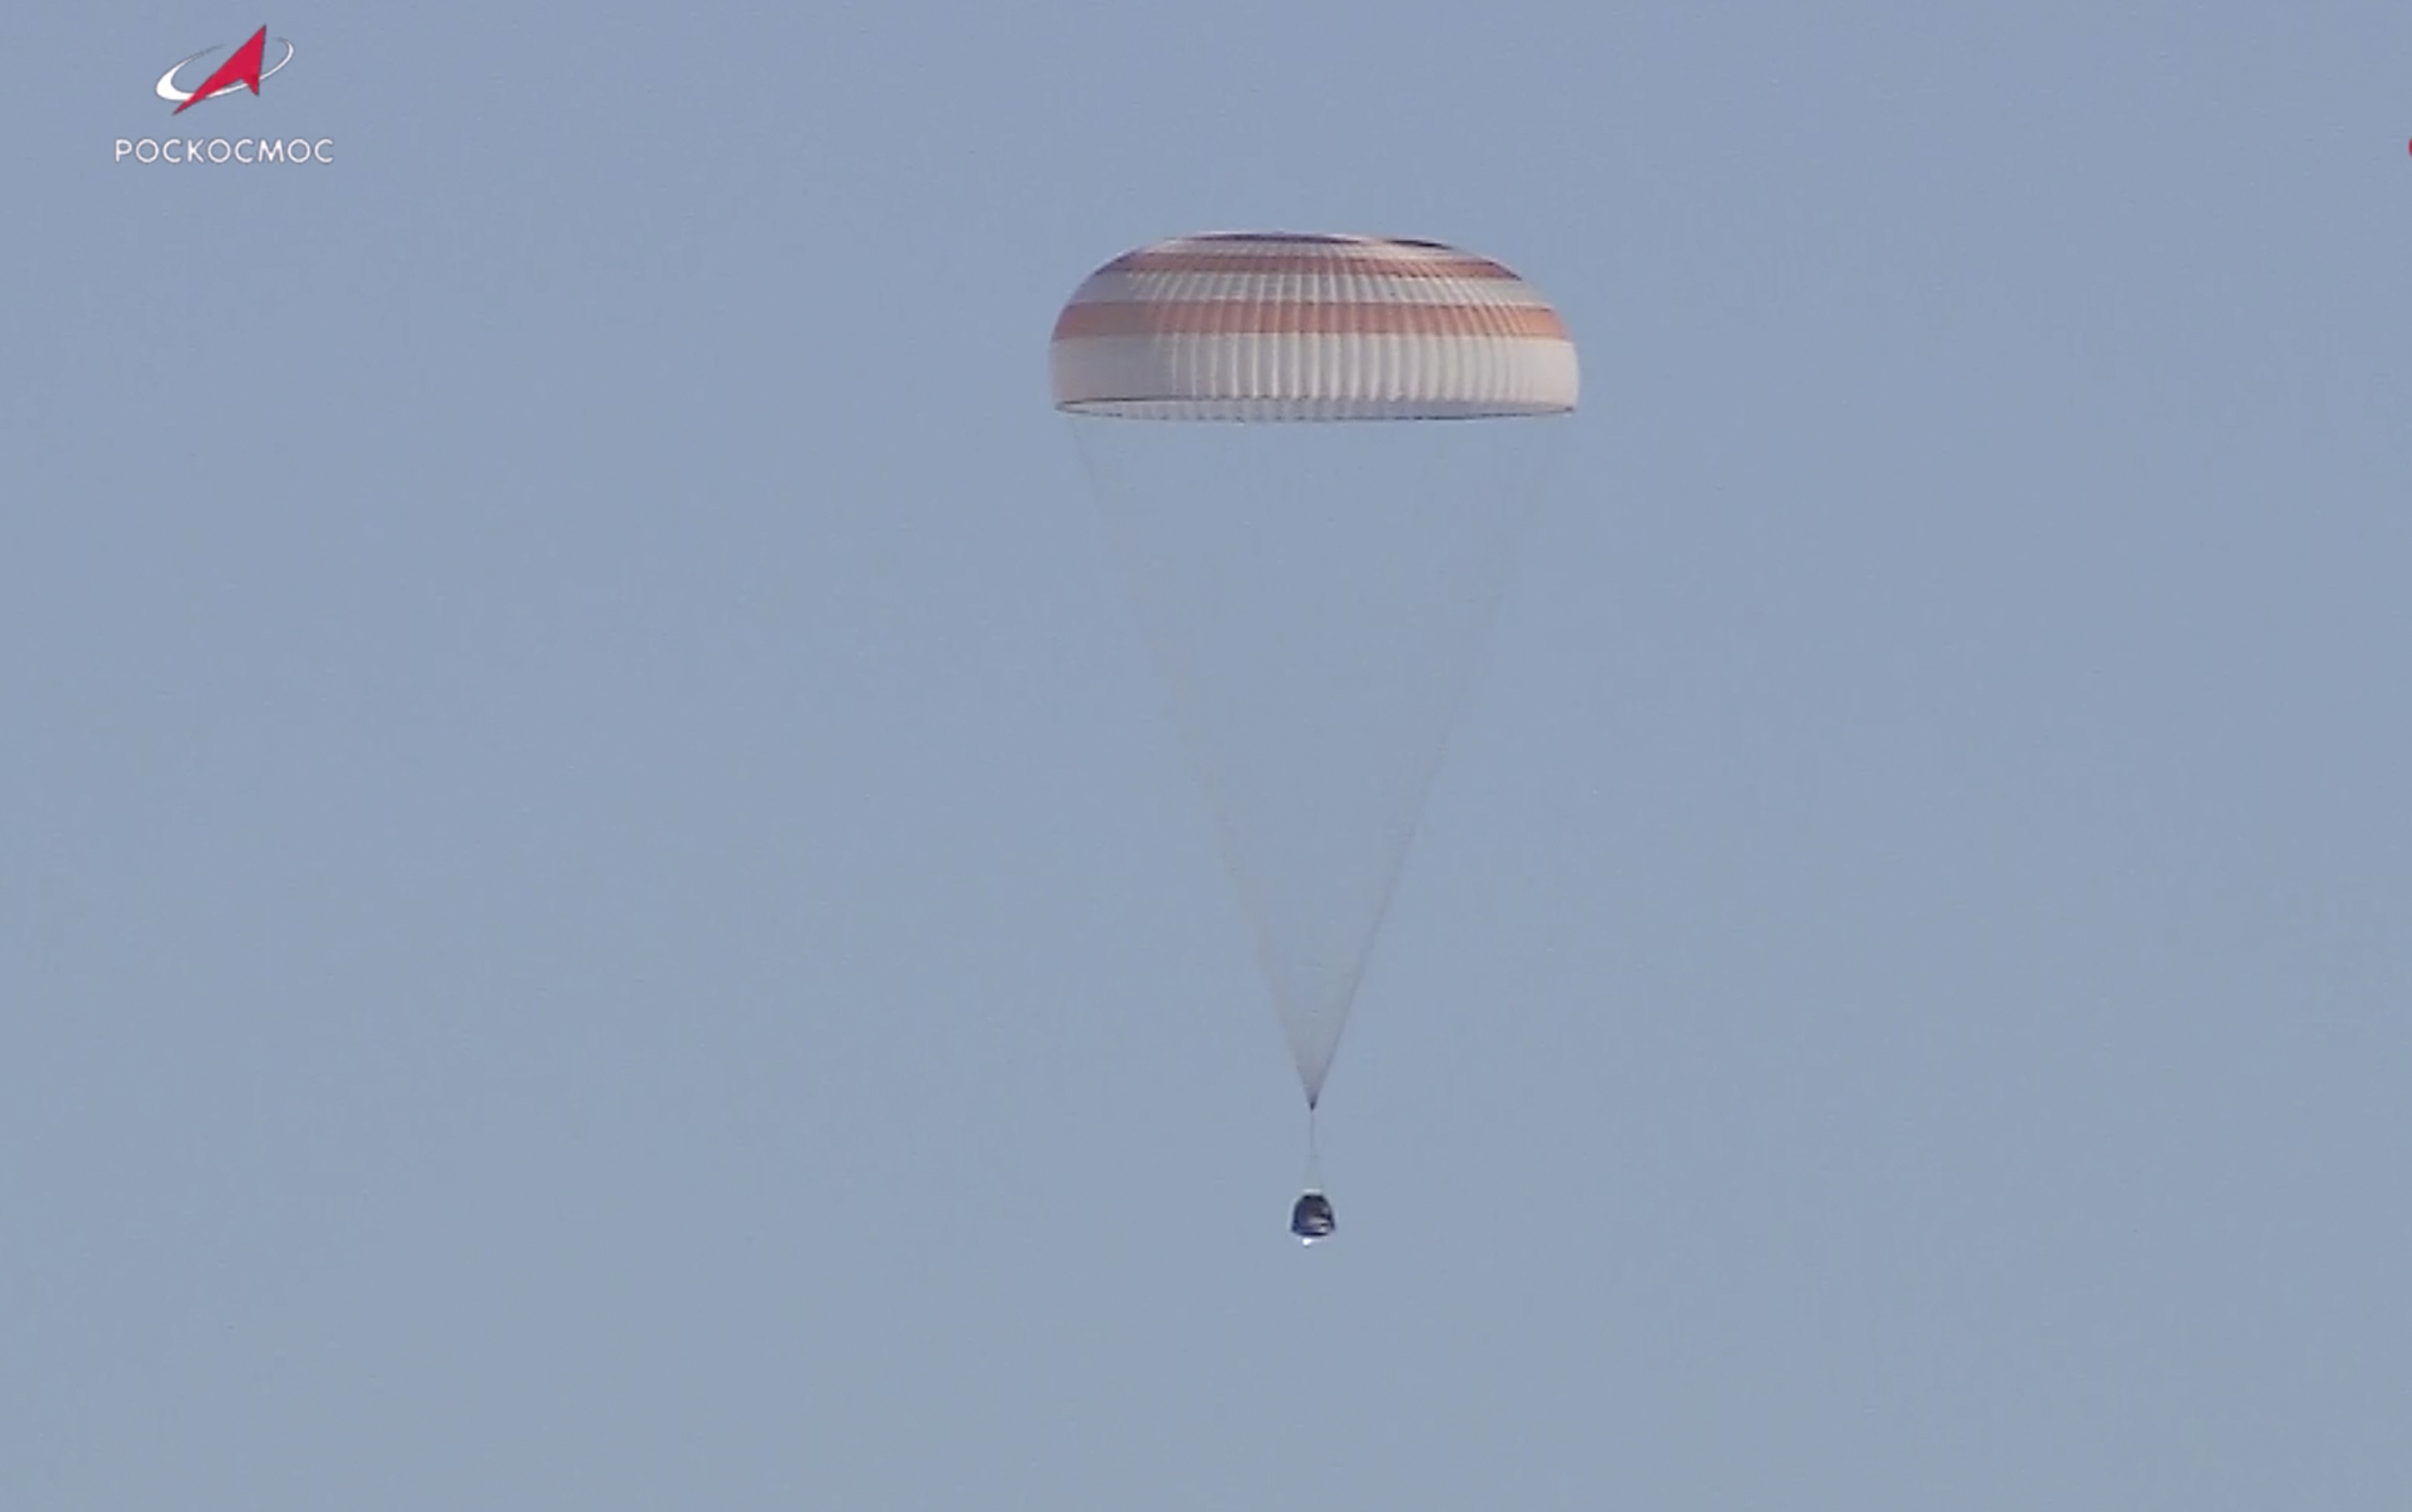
[1051,232,1580,423]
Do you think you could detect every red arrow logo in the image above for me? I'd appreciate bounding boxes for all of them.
[172,26,266,114]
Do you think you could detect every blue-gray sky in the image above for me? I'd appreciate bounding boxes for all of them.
[5,2,2408,1506]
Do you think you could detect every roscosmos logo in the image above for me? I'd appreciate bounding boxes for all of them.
[156,26,293,113]
[116,26,332,166]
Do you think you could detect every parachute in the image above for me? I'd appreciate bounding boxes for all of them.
[1051,231,1578,1132]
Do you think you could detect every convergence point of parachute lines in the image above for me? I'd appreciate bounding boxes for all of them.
[1049,231,1580,1242]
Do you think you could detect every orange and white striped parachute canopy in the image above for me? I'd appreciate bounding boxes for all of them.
[1050,232,1578,422]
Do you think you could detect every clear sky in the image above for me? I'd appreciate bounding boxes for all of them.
[4,2,2408,1506]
